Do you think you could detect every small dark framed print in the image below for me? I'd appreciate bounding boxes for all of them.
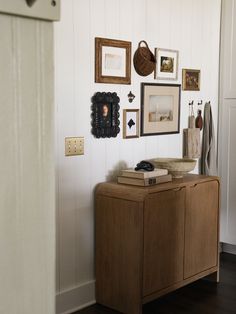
[123,109,139,139]
[182,69,200,91]
[155,48,179,80]
[91,92,120,138]
[95,37,131,84]
[141,83,181,136]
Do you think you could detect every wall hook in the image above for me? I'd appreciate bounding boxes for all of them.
[128,91,135,103]
[188,100,194,119]
[26,0,37,7]
[197,100,203,106]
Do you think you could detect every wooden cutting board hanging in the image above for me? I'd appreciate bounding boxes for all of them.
[183,128,201,158]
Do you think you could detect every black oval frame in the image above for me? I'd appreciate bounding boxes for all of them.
[91,92,120,138]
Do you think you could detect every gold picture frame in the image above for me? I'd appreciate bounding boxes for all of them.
[95,37,131,85]
[123,109,139,139]
[182,69,201,91]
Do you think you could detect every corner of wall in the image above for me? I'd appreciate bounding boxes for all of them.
[56,280,96,314]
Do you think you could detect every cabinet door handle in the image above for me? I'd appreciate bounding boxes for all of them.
[190,183,198,188]
[173,187,184,192]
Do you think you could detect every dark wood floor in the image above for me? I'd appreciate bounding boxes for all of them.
[75,253,236,314]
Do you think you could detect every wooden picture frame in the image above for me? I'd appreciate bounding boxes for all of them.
[95,37,131,84]
[123,109,139,139]
[182,69,200,91]
[141,83,181,136]
[91,92,120,138]
[154,48,179,80]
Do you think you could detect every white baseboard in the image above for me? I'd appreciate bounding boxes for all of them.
[56,280,96,314]
[222,242,236,255]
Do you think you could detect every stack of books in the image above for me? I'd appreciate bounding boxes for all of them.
[117,168,172,186]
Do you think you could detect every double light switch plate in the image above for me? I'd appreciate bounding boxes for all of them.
[0,0,60,21]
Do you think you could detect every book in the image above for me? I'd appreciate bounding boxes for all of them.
[117,174,172,187]
[120,168,168,179]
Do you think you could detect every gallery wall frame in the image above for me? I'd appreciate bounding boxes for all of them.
[154,48,179,80]
[91,92,120,138]
[123,109,140,139]
[141,83,181,136]
[95,37,131,84]
[182,69,201,91]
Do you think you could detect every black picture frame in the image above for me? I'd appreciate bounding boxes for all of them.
[141,83,181,136]
[91,92,120,138]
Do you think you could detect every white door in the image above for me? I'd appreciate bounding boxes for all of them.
[219,0,236,245]
[0,2,59,313]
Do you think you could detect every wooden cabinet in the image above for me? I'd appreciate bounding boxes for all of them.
[95,175,220,314]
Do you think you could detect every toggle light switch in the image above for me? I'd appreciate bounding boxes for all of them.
[65,137,84,156]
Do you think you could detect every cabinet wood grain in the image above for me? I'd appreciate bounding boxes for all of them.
[96,196,143,314]
[184,181,219,278]
[143,188,185,295]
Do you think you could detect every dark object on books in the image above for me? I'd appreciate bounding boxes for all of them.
[135,160,154,172]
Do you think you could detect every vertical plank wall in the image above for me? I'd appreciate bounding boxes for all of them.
[0,14,55,314]
[55,1,221,313]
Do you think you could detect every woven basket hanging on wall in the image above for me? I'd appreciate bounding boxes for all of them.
[133,40,156,76]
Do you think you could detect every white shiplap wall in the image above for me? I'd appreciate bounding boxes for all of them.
[55,1,221,313]
[0,14,55,314]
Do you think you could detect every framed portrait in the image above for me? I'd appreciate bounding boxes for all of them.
[182,69,200,91]
[141,83,181,136]
[91,92,120,138]
[95,37,131,84]
[123,109,139,139]
[154,48,179,80]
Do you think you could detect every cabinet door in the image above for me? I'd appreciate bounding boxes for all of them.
[143,188,185,296]
[184,181,219,279]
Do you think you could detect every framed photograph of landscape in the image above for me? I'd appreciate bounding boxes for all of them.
[95,37,131,84]
[141,83,181,136]
[154,48,179,80]
[123,109,139,139]
[182,69,200,91]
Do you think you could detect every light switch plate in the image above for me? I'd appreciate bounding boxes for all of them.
[65,137,84,157]
[0,0,60,21]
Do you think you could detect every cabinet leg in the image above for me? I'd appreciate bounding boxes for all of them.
[204,270,219,283]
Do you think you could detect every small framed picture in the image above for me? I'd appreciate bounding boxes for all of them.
[182,69,200,91]
[141,83,181,136]
[95,37,131,85]
[123,109,139,139]
[154,48,179,80]
[91,92,120,138]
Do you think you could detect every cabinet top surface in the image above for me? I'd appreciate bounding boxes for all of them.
[96,174,220,202]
